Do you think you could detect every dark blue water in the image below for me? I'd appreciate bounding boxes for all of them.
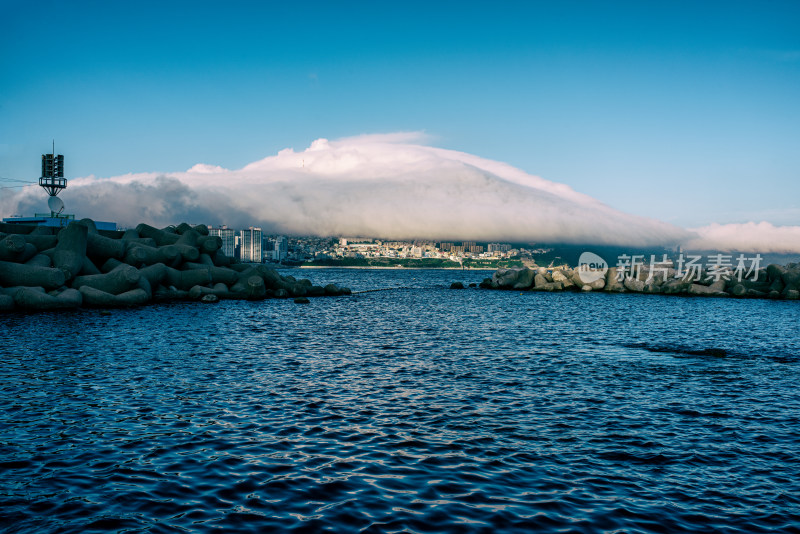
[2,268,799,533]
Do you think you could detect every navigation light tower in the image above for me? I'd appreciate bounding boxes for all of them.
[39,141,67,215]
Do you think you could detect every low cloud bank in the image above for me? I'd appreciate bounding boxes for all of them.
[686,222,800,254]
[3,133,797,253]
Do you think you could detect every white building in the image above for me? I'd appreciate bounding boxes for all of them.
[208,226,236,258]
[239,227,263,263]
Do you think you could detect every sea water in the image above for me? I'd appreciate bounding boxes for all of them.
[1,269,799,533]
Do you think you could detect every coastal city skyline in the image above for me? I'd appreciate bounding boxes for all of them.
[2,2,799,255]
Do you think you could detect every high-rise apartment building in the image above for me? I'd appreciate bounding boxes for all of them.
[208,226,236,258]
[239,227,263,263]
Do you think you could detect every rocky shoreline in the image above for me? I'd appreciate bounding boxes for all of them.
[479,263,800,300]
[0,220,350,312]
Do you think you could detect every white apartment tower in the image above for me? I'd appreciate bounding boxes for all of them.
[239,227,263,263]
[208,226,236,258]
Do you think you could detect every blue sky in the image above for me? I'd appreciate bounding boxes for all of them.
[1,0,799,228]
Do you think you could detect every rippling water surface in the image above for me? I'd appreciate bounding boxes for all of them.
[2,269,799,533]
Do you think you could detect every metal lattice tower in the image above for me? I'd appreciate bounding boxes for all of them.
[39,141,67,196]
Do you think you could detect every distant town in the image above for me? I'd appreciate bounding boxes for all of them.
[208,225,551,268]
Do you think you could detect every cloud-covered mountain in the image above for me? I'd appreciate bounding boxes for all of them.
[3,133,798,253]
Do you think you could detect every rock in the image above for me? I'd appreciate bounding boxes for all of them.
[468,282,477,288]
[201,294,220,304]
[492,268,523,289]
[513,268,535,289]
[325,283,343,295]
[450,282,465,289]
[785,289,799,300]
[689,284,728,296]
[623,277,645,292]
[604,267,624,292]
[730,284,747,297]
[532,281,563,292]
[662,278,691,294]
[709,279,726,293]
[294,297,310,304]
[588,278,605,290]
[533,273,549,288]
[479,278,493,289]
[782,267,800,291]
[643,280,662,293]
[581,284,592,291]
[306,286,326,297]
[492,268,536,289]
[552,269,575,289]
[766,264,787,283]
[769,278,785,294]
[569,270,585,287]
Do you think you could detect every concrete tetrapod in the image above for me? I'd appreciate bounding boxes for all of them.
[13,287,82,310]
[72,264,141,295]
[53,223,88,281]
[0,218,351,312]
[79,286,150,307]
[0,261,66,290]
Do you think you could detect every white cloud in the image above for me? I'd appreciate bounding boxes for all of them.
[9,133,798,253]
[685,222,800,254]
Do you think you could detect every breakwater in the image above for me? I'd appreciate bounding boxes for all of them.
[482,263,800,300]
[0,220,349,312]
